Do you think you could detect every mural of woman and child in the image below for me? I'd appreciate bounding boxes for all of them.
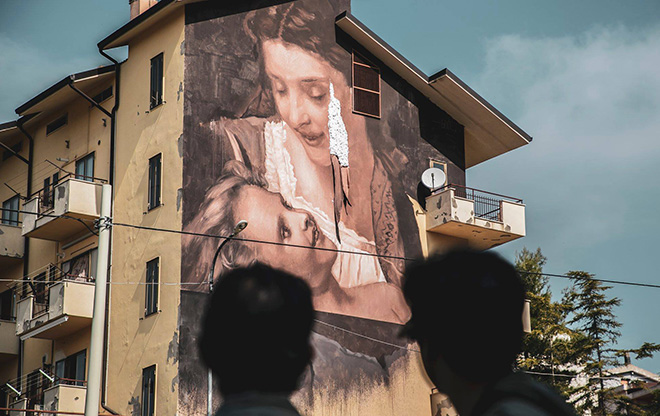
[182,0,426,325]
[179,0,459,410]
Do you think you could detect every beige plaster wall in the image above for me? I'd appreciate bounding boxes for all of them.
[107,8,184,416]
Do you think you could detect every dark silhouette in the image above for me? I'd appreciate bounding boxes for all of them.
[200,264,314,415]
[402,249,576,416]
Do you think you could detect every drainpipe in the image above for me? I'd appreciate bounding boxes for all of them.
[16,118,33,382]
[96,47,120,416]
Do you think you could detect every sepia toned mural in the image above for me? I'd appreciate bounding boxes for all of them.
[179,0,465,414]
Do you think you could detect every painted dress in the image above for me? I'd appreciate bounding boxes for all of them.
[262,120,386,288]
[206,116,407,288]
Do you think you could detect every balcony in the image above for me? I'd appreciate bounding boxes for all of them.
[21,177,103,241]
[6,371,86,416]
[16,278,94,340]
[0,223,23,267]
[0,318,18,359]
[43,383,87,415]
[426,184,525,250]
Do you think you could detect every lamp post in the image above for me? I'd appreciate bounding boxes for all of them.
[207,220,248,416]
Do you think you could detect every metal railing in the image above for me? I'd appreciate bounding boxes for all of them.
[18,263,94,320]
[435,184,523,222]
[1,369,87,414]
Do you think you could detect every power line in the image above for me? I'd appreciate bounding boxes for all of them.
[519,271,660,290]
[111,221,415,262]
[314,319,420,353]
[3,207,659,290]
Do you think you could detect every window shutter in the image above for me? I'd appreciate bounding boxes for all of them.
[352,52,381,118]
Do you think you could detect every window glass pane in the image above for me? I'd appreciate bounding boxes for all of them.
[75,351,86,385]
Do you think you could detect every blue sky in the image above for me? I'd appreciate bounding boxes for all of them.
[1,0,659,373]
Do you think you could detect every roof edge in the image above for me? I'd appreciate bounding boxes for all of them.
[335,11,430,83]
[98,0,178,50]
[335,11,532,144]
[430,69,533,142]
[15,65,115,116]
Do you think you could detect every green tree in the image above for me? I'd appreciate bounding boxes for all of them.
[516,248,579,397]
[564,271,622,416]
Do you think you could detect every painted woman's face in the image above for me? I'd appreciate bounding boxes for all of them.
[262,39,347,167]
[235,185,337,287]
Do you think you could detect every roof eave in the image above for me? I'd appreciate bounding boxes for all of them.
[335,11,531,168]
[15,66,115,117]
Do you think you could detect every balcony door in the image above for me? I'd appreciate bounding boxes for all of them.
[55,349,86,386]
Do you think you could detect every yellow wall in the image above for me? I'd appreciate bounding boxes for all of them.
[107,8,185,416]
[0,72,113,402]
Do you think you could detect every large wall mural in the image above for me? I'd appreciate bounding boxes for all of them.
[179,0,464,414]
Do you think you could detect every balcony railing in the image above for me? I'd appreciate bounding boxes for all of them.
[16,264,95,340]
[21,177,103,241]
[437,184,523,222]
[3,369,86,415]
[0,222,24,266]
[426,184,526,250]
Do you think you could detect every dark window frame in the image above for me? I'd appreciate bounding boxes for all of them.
[75,152,95,182]
[46,114,68,136]
[148,153,162,211]
[54,349,86,386]
[141,365,156,416]
[150,53,164,110]
[145,258,159,317]
[2,195,20,226]
[352,51,381,119]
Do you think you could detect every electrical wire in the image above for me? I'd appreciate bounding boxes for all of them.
[3,208,659,289]
[111,221,416,262]
[314,319,419,353]
[519,271,660,290]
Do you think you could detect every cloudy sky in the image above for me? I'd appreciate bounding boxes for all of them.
[1,0,659,372]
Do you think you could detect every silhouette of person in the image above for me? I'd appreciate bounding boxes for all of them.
[199,264,314,416]
[402,249,576,416]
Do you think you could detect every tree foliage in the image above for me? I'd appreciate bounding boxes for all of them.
[515,248,580,397]
[563,271,622,415]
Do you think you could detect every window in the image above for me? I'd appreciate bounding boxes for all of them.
[2,195,20,226]
[2,141,22,161]
[75,153,95,182]
[429,159,448,187]
[150,53,164,109]
[148,154,161,210]
[145,258,159,316]
[92,86,113,104]
[62,249,97,282]
[46,114,68,135]
[352,52,381,118]
[141,365,156,416]
[55,350,86,386]
[41,173,59,211]
[0,289,13,321]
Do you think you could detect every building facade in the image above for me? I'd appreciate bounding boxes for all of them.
[0,1,529,415]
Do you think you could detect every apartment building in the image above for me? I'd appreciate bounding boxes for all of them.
[0,67,115,414]
[0,0,530,415]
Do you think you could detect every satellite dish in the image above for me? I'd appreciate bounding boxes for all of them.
[421,167,446,191]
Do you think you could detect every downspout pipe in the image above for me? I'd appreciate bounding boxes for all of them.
[97,47,121,416]
[16,118,34,382]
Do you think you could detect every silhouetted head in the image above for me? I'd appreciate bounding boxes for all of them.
[402,249,524,386]
[199,263,315,396]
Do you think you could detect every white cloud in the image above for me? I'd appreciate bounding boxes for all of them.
[470,25,660,370]
[471,24,660,250]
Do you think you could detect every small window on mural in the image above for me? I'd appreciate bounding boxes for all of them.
[429,159,448,187]
[352,51,380,118]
